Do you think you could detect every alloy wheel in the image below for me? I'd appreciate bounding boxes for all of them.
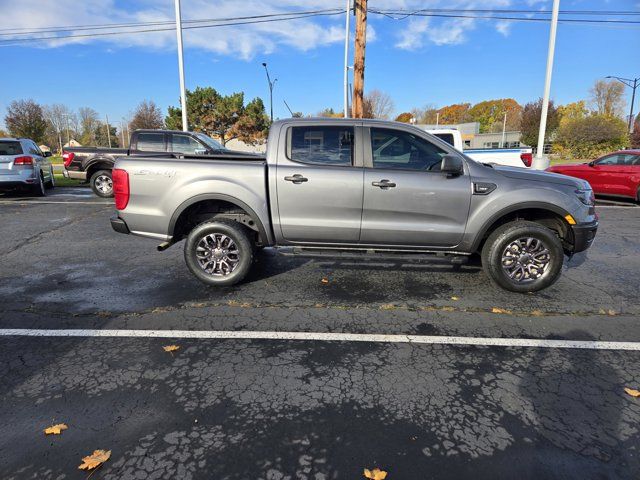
[501,237,551,283]
[195,233,240,276]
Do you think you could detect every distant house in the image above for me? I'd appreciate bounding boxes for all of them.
[224,138,266,153]
[39,145,51,153]
[63,139,82,148]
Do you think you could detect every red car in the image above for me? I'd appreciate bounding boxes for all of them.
[547,150,640,202]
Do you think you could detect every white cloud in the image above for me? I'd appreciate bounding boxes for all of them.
[389,0,524,50]
[0,0,528,57]
[495,20,512,36]
[0,0,350,59]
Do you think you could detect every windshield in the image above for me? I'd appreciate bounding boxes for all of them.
[194,133,225,151]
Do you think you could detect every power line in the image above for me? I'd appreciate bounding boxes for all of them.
[1,7,638,46]
[369,10,640,25]
[0,11,345,46]
[1,7,638,37]
[0,9,344,35]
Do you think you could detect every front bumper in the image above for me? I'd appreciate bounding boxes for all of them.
[63,169,87,180]
[571,220,598,253]
[110,216,130,234]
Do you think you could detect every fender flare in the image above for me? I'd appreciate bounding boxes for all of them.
[84,157,115,174]
[168,193,273,245]
[470,201,573,252]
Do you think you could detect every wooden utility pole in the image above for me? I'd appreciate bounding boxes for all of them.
[352,0,367,118]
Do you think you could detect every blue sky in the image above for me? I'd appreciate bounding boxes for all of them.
[0,0,638,128]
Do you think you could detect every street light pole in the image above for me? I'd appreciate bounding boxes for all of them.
[262,62,277,123]
[606,75,639,134]
[534,0,560,170]
[174,0,188,132]
[105,115,112,148]
[501,112,507,148]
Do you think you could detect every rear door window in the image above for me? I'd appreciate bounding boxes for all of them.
[136,133,165,152]
[288,126,354,166]
[0,141,23,155]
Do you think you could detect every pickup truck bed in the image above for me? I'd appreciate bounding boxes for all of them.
[62,129,260,198]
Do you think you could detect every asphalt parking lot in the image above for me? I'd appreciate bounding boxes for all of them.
[1,187,639,479]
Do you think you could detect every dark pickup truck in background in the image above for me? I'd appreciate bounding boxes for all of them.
[62,129,257,197]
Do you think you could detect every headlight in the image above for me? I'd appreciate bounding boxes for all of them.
[575,188,595,206]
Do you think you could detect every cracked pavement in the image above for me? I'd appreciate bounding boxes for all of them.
[1,188,640,479]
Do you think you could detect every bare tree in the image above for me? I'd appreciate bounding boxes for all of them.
[44,104,75,152]
[78,107,100,145]
[363,90,394,119]
[129,100,164,131]
[410,103,438,124]
[590,80,626,117]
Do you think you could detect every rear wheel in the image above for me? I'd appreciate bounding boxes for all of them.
[32,171,46,197]
[90,170,113,198]
[481,220,564,293]
[45,166,55,189]
[184,219,254,286]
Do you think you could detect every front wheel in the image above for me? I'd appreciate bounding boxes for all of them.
[481,220,564,293]
[90,170,113,198]
[184,219,254,286]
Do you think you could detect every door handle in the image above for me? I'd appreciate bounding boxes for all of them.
[284,174,308,184]
[372,179,396,189]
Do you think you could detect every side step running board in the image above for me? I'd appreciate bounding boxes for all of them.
[278,247,469,264]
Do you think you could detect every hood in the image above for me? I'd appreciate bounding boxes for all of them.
[493,165,590,189]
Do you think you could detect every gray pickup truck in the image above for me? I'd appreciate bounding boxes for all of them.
[110,118,598,293]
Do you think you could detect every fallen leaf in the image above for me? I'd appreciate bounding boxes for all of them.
[321,277,329,284]
[450,296,460,301]
[163,345,180,353]
[607,309,617,316]
[531,309,544,317]
[364,467,388,479]
[491,307,511,314]
[44,423,68,435]
[441,306,455,312]
[624,387,640,397]
[78,450,111,470]
[379,304,395,310]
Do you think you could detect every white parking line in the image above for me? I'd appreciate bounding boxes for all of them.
[1,329,639,351]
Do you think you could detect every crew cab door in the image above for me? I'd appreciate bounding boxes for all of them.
[275,123,364,243]
[360,127,471,248]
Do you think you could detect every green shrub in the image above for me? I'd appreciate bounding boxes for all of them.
[553,114,629,160]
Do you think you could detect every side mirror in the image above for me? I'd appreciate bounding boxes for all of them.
[43,151,52,157]
[587,161,595,167]
[440,154,464,177]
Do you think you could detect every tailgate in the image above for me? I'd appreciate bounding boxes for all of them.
[0,155,15,175]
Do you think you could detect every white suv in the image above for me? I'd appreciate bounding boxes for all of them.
[0,138,55,196]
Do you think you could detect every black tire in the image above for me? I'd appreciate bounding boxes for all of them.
[481,220,564,293]
[45,166,55,189]
[90,170,113,198]
[636,186,640,204]
[32,171,46,197]
[184,219,254,286]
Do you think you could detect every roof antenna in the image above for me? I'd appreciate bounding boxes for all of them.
[283,99,295,117]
